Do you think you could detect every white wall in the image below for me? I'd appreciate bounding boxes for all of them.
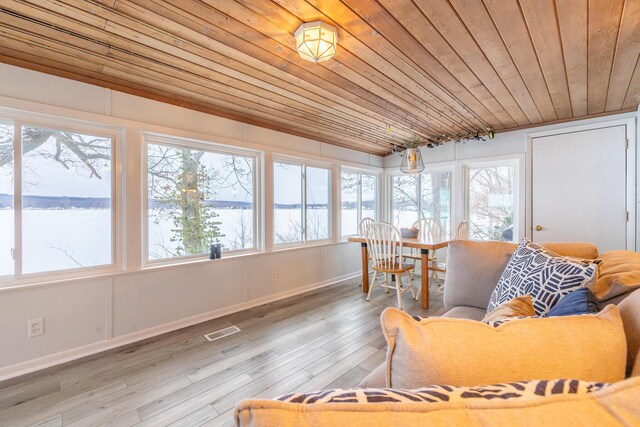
[0,64,382,379]
[384,112,638,247]
[384,114,637,168]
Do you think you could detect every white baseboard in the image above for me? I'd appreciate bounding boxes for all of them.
[0,272,360,382]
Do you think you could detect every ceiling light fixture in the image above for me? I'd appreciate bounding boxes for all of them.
[294,21,338,63]
[400,146,425,175]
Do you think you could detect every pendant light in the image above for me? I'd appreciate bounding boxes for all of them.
[400,146,425,174]
[294,21,338,63]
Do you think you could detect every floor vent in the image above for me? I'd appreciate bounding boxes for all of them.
[204,325,241,342]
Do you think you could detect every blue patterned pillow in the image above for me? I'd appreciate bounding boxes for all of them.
[487,239,597,316]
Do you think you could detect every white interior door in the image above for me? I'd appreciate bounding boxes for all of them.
[532,125,628,252]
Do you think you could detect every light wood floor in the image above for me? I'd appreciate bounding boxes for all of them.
[0,276,445,427]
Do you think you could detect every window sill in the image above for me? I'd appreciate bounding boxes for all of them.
[271,239,346,253]
[0,242,354,293]
[141,249,263,270]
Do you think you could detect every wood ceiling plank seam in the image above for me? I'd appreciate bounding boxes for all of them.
[150,0,440,139]
[449,0,551,123]
[551,0,576,118]
[587,0,625,114]
[555,0,588,117]
[11,0,410,150]
[0,9,111,56]
[224,1,484,136]
[10,0,400,150]
[1,51,382,154]
[195,1,464,140]
[104,43,408,145]
[125,2,432,148]
[0,28,389,152]
[517,0,573,119]
[0,48,388,154]
[17,0,107,28]
[0,48,189,107]
[621,51,640,109]
[340,0,505,129]
[350,0,504,133]
[604,0,640,111]
[75,0,418,143]
[481,0,559,122]
[99,50,397,150]
[0,34,106,74]
[314,0,495,128]
[399,0,530,127]
[442,0,544,125]
[229,0,482,136]
[96,22,409,143]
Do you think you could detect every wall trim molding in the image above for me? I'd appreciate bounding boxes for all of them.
[0,271,360,382]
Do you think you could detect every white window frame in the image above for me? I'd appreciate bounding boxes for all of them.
[143,133,261,267]
[273,156,333,248]
[0,114,123,287]
[388,164,456,235]
[462,155,524,243]
[340,169,379,237]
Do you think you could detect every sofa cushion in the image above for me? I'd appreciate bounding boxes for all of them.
[357,363,386,388]
[618,289,640,375]
[235,377,640,427]
[545,288,599,317]
[592,250,640,300]
[482,294,535,324]
[537,242,599,260]
[440,306,486,321]
[487,239,597,316]
[380,305,626,389]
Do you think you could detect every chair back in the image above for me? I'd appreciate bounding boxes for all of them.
[413,218,444,243]
[365,222,404,270]
[454,220,469,240]
[359,217,375,236]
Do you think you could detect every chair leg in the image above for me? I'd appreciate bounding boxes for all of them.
[384,273,390,294]
[366,271,378,301]
[396,273,403,310]
[408,271,416,300]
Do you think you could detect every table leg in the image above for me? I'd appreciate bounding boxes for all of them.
[420,249,429,309]
[361,242,369,294]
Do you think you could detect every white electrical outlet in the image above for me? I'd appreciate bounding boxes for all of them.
[29,318,44,337]
[271,271,278,282]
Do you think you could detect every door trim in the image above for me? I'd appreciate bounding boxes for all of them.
[526,118,636,251]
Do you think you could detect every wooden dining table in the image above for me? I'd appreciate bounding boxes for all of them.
[347,236,450,309]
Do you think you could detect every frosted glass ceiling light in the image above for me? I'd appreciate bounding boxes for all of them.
[400,147,425,174]
[294,21,338,63]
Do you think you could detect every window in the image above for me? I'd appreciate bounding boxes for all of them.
[0,121,14,276]
[146,139,256,261]
[420,171,452,237]
[1,122,115,279]
[274,161,331,245]
[341,171,377,236]
[467,163,516,242]
[391,175,419,229]
[391,170,452,234]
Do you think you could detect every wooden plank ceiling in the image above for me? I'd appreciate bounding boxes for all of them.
[1,0,639,155]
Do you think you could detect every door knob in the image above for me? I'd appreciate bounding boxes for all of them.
[534,225,543,231]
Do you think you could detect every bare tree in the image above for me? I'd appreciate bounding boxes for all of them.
[468,166,514,241]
